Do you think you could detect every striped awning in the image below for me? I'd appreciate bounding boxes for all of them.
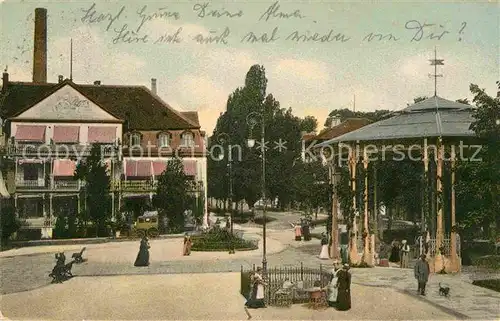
[15,125,46,142]
[125,160,152,177]
[152,161,167,176]
[53,159,76,177]
[88,126,116,144]
[183,160,197,176]
[53,126,79,143]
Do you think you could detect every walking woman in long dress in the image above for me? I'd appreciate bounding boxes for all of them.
[245,267,267,309]
[134,236,150,266]
[319,233,330,259]
[327,261,340,307]
[336,264,351,310]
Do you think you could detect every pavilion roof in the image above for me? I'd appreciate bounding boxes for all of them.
[316,96,476,145]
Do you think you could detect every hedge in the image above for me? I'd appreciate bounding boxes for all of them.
[472,279,500,292]
[190,227,258,251]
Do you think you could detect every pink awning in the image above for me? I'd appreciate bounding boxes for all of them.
[53,126,80,143]
[15,125,46,142]
[88,126,116,143]
[53,159,76,177]
[125,160,136,177]
[137,160,152,177]
[125,160,152,177]
[183,160,197,176]
[152,161,167,176]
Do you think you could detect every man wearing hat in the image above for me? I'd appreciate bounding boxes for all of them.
[336,264,351,310]
[414,254,430,295]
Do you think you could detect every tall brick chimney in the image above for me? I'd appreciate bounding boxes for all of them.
[151,78,157,95]
[33,8,47,83]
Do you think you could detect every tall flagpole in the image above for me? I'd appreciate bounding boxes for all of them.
[429,48,444,97]
[70,38,73,81]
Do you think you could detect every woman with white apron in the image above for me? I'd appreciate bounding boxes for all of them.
[326,261,340,307]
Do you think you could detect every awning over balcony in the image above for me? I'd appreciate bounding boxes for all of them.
[53,159,76,177]
[53,126,80,143]
[183,160,197,176]
[15,125,46,142]
[125,160,152,177]
[152,161,167,176]
[88,126,116,144]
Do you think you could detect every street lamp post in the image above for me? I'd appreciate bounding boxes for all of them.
[247,111,267,272]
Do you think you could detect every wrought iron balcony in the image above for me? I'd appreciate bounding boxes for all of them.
[15,178,84,190]
[8,143,119,157]
[113,180,158,192]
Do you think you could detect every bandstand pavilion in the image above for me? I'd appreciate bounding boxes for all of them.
[317,95,479,273]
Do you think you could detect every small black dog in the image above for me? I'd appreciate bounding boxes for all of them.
[72,247,86,263]
[438,282,450,297]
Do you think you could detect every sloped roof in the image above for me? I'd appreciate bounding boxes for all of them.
[0,80,199,130]
[181,111,200,126]
[313,118,371,141]
[316,96,476,145]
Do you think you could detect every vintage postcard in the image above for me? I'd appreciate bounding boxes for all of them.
[0,0,499,320]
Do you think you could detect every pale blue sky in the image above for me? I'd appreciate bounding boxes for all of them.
[1,0,498,133]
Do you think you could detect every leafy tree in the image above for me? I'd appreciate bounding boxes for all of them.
[0,203,21,245]
[408,96,428,106]
[456,82,500,238]
[300,116,318,133]
[324,109,390,129]
[154,157,192,232]
[74,144,111,237]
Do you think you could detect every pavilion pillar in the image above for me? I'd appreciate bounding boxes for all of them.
[423,140,430,258]
[450,145,460,272]
[434,138,445,272]
[348,146,360,265]
[329,161,340,260]
[362,148,372,266]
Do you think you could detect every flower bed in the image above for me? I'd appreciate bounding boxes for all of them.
[191,227,258,251]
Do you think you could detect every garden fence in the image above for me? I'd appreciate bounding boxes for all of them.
[240,262,332,306]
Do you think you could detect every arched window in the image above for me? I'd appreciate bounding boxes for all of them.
[130,132,141,146]
[181,131,195,147]
[158,132,171,148]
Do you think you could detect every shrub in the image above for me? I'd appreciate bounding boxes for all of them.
[191,227,257,251]
[473,255,500,270]
[472,279,500,292]
[0,205,22,244]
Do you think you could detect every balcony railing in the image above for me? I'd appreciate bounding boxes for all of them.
[15,179,84,190]
[113,180,204,192]
[8,143,118,157]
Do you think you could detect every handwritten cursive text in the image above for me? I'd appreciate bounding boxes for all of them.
[259,1,304,22]
[405,20,450,41]
[136,5,180,32]
[81,3,125,31]
[193,27,231,44]
[112,24,149,44]
[154,27,183,44]
[241,27,280,43]
[193,3,243,18]
[286,30,350,43]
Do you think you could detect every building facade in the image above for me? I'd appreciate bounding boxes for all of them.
[1,76,207,239]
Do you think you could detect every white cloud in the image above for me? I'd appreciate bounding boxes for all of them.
[273,58,330,81]
[48,25,146,84]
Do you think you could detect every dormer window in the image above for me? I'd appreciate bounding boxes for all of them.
[158,132,171,148]
[181,132,195,147]
[130,133,141,146]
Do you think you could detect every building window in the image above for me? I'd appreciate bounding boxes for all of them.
[23,164,38,181]
[130,133,141,146]
[158,133,171,148]
[181,132,195,147]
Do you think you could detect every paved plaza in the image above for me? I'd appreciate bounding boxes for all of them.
[1,223,499,320]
